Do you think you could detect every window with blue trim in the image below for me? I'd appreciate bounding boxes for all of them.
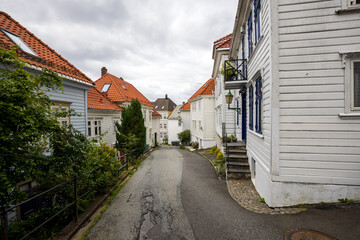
[254,0,261,45]
[242,35,246,75]
[236,99,240,126]
[249,85,253,131]
[247,12,253,58]
[255,77,262,134]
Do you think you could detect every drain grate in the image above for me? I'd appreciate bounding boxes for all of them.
[284,229,337,240]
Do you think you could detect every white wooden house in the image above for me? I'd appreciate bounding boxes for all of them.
[222,0,360,207]
[153,94,177,143]
[167,105,183,143]
[188,78,216,149]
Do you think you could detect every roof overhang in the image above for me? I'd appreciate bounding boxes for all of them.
[230,0,251,59]
[211,47,230,79]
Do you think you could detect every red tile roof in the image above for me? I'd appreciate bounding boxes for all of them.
[87,88,122,111]
[0,11,93,85]
[95,73,155,107]
[152,109,161,117]
[214,33,232,49]
[188,78,215,101]
[180,102,190,111]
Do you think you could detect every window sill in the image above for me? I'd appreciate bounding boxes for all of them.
[338,112,360,119]
[249,129,264,139]
[336,7,360,15]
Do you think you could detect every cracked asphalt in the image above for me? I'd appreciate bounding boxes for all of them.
[86,146,360,240]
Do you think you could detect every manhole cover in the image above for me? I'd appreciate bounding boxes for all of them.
[284,229,337,240]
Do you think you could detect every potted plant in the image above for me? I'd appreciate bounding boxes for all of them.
[220,63,238,81]
[231,135,237,142]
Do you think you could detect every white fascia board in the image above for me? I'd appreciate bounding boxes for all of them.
[212,48,230,78]
[230,0,250,59]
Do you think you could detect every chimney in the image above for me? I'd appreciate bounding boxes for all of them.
[101,67,107,76]
[165,94,168,99]
[182,101,185,105]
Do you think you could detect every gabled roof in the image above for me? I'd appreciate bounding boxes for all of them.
[188,78,215,102]
[214,33,232,49]
[152,109,161,117]
[87,88,122,111]
[180,102,190,111]
[0,11,93,85]
[153,95,177,111]
[94,73,154,107]
[168,105,182,120]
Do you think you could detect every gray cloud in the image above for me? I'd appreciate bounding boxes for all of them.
[1,0,237,104]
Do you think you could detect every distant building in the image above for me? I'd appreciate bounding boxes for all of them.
[167,105,183,144]
[153,94,177,143]
[94,68,155,147]
[87,88,122,147]
[151,109,161,146]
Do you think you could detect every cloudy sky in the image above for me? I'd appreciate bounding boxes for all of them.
[2,0,238,104]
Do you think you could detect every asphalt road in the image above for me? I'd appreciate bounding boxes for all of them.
[86,146,360,240]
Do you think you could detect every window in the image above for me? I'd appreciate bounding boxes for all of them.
[1,28,38,56]
[163,114,167,119]
[254,0,261,45]
[160,124,163,128]
[101,83,111,92]
[198,121,202,130]
[242,35,246,75]
[164,124,167,129]
[113,118,120,133]
[178,119,181,127]
[247,11,253,58]
[249,85,254,130]
[198,100,201,111]
[160,133,163,138]
[349,0,360,7]
[51,103,70,128]
[88,119,102,137]
[193,120,196,129]
[352,60,360,109]
[255,77,262,134]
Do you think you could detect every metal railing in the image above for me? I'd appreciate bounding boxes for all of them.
[0,150,136,240]
[224,59,247,82]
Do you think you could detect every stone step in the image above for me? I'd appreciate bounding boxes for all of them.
[227,154,248,159]
[227,149,246,154]
[227,161,249,167]
[227,168,251,174]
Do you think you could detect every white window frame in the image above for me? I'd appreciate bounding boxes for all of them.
[351,59,360,111]
[348,0,360,7]
[88,118,102,137]
[51,102,70,128]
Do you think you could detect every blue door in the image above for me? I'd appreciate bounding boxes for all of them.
[241,88,247,143]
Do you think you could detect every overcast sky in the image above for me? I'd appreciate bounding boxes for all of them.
[1,0,238,104]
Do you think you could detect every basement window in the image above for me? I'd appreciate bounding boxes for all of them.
[101,83,111,93]
[1,28,38,56]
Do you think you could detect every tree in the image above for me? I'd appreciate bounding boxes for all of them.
[115,98,146,157]
[0,47,62,209]
[178,130,191,145]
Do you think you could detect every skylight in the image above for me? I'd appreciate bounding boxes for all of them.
[1,28,38,56]
[101,83,111,92]
[155,106,158,109]
[162,106,165,109]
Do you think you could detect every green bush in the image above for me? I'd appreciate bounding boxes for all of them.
[217,152,224,160]
[178,130,191,145]
[209,146,219,154]
[180,144,185,149]
[192,141,199,149]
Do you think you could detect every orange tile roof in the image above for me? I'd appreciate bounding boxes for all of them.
[214,33,232,49]
[87,88,122,111]
[152,109,161,117]
[180,102,190,111]
[188,78,215,102]
[95,73,155,107]
[0,11,93,85]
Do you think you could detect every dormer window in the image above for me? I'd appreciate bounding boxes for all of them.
[1,28,38,56]
[101,83,111,92]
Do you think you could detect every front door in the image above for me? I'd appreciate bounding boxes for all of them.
[241,88,247,143]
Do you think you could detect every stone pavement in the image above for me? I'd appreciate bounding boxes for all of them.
[227,179,307,214]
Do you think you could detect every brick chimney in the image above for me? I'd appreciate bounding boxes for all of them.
[101,67,107,76]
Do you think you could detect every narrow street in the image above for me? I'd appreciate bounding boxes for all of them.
[86,147,360,240]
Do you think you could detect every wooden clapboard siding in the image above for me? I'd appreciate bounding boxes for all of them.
[277,0,360,185]
[237,0,272,174]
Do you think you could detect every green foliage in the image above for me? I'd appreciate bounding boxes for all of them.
[259,198,265,203]
[180,144,185,149]
[0,47,63,209]
[338,198,354,204]
[230,135,237,142]
[222,136,232,143]
[163,137,168,145]
[192,141,199,149]
[115,98,146,157]
[216,152,224,160]
[210,146,220,155]
[177,129,190,145]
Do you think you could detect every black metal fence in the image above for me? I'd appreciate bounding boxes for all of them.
[0,150,135,240]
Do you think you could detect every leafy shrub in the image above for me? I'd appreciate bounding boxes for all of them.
[192,141,199,149]
[180,144,185,149]
[222,136,232,143]
[209,146,218,154]
[217,152,224,160]
[178,130,190,145]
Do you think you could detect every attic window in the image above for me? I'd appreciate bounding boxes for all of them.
[162,106,165,109]
[155,106,158,109]
[121,84,126,90]
[101,83,111,92]
[1,28,38,56]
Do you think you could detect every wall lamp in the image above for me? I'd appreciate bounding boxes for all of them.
[225,90,241,114]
